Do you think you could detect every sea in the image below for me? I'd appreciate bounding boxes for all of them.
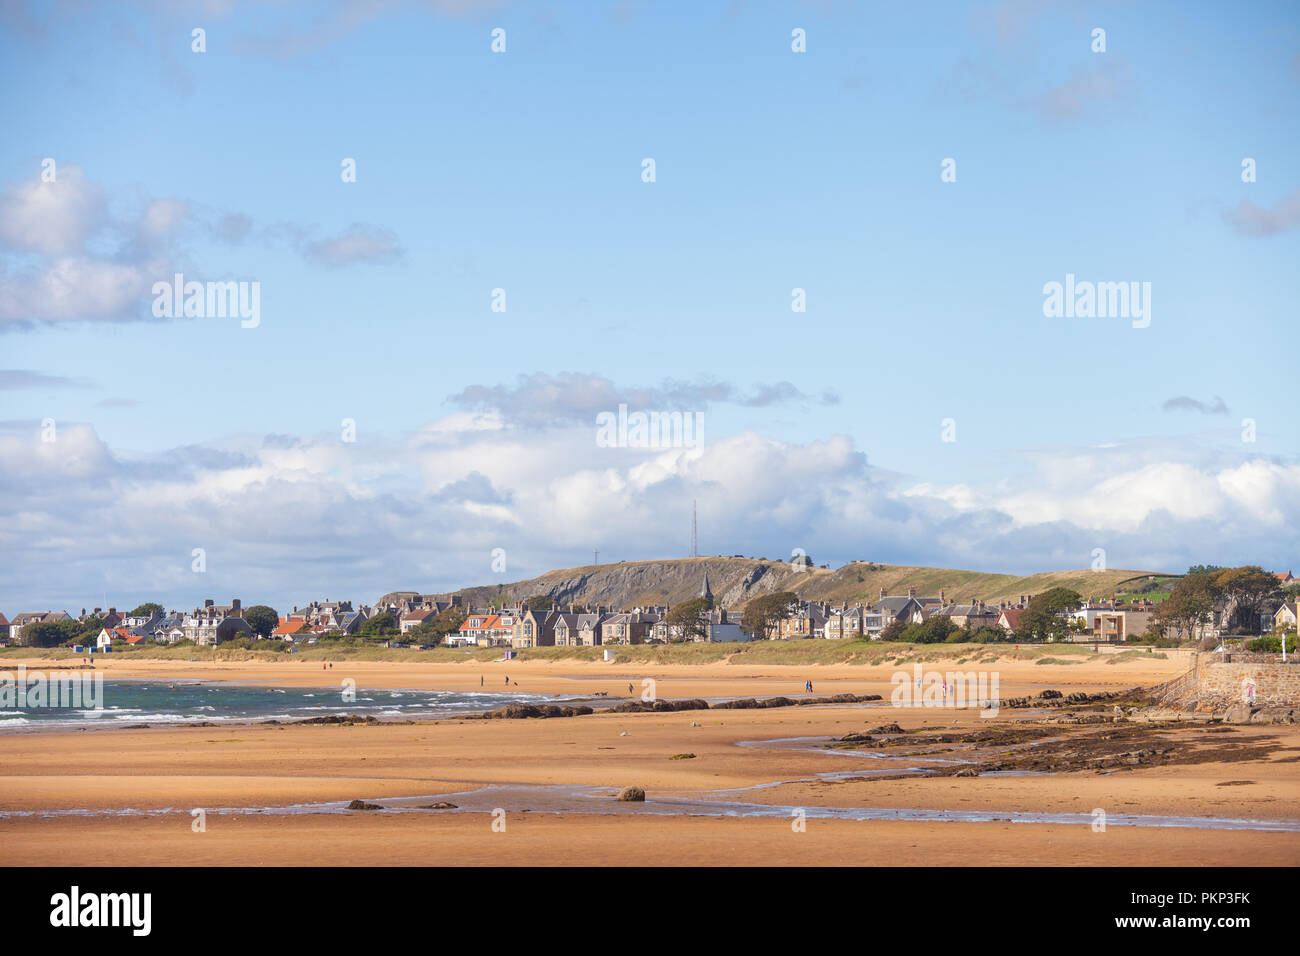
[0,679,565,729]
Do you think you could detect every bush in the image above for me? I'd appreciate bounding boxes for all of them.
[1247,635,1298,653]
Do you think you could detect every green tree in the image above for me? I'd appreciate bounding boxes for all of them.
[129,602,164,617]
[1152,573,1220,642]
[408,606,469,644]
[1212,566,1280,633]
[879,618,907,642]
[665,597,710,642]
[243,605,279,638]
[360,611,398,639]
[77,615,105,642]
[901,617,960,644]
[1015,588,1083,642]
[430,606,468,641]
[24,620,83,648]
[740,591,796,641]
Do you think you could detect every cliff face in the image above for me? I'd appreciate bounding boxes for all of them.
[384,557,1161,612]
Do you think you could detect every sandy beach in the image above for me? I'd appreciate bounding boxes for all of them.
[2,651,1297,866]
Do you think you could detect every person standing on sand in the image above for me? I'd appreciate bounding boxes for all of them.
[505,675,509,686]
[480,675,484,687]
[628,683,634,695]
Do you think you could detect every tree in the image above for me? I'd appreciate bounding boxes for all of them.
[409,606,469,644]
[1153,573,1220,642]
[665,597,710,643]
[77,615,105,642]
[524,595,554,611]
[1015,588,1083,642]
[879,618,907,642]
[360,611,398,639]
[129,602,164,617]
[22,620,80,647]
[903,617,960,644]
[740,591,796,641]
[430,606,468,641]
[242,605,279,638]
[1212,566,1280,634]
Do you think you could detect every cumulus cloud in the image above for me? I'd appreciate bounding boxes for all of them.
[0,165,404,330]
[2,409,1296,612]
[0,164,107,256]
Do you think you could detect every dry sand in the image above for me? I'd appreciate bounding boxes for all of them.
[1,651,1296,866]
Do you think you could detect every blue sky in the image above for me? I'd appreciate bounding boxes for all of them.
[1,0,1297,613]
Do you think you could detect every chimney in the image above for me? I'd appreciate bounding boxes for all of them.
[939,588,945,605]
[907,587,916,599]
[108,607,116,616]
[879,587,886,601]
[231,598,241,611]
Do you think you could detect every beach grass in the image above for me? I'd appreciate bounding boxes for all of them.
[0,639,1162,667]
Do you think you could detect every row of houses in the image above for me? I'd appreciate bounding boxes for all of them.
[0,600,255,648]
[7,570,1295,650]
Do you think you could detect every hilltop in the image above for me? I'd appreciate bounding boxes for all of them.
[379,557,1173,611]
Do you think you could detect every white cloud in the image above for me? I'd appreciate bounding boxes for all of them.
[2,412,1296,611]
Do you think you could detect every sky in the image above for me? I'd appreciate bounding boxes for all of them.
[1,0,1297,615]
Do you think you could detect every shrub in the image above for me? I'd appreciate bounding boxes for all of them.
[1247,635,1298,653]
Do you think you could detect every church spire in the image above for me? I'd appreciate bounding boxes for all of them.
[700,571,714,606]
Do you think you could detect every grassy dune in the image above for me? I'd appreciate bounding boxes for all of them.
[0,641,1172,668]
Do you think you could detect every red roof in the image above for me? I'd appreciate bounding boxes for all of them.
[272,620,307,635]
[461,613,510,632]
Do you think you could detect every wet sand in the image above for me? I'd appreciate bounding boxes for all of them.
[1,651,1296,866]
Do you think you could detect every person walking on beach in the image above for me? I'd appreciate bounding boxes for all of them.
[628,683,634,695]
[505,675,509,686]
[480,675,484,688]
